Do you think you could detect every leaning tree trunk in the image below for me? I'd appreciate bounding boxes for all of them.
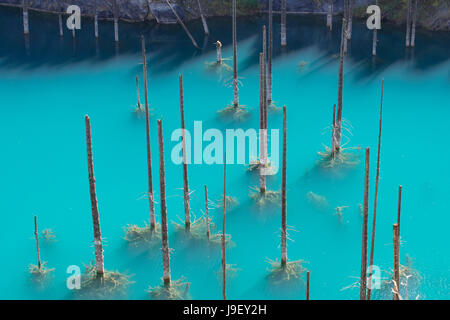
[367,79,384,300]
[411,0,418,48]
[196,0,209,36]
[113,0,119,42]
[259,53,266,194]
[222,153,227,300]
[281,0,287,47]
[179,74,191,230]
[360,147,370,300]
[165,0,200,49]
[406,0,412,47]
[34,216,41,269]
[393,223,400,300]
[22,0,29,35]
[157,118,171,287]
[142,36,156,230]
[85,115,105,277]
[333,18,347,157]
[281,106,287,267]
[268,0,273,104]
[232,0,239,108]
[327,0,333,31]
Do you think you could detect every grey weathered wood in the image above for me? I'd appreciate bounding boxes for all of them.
[85,115,105,277]
[360,147,370,300]
[157,118,171,287]
[406,0,412,47]
[347,0,354,40]
[327,0,333,30]
[165,0,200,49]
[411,0,418,47]
[22,0,29,35]
[94,0,99,39]
[196,0,209,36]
[281,0,287,46]
[372,0,379,56]
[216,41,222,63]
[113,0,119,42]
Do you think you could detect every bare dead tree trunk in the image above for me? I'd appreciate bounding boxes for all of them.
[306,270,310,300]
[281,106,287,267]
[331,104,336,153]
[360,147,370,300]
[397,185,402,234]
[343,0,348,54]
[136,75,141,110]
[281,0,287,47]
[58,10,63,37]
[268,0,273,104]
[347,0,354,40]
[393,223,400,300]
[34,216,41,269]
[157,118,171,287]
[85,115,105,277]
[259,53,266,194]
[94,0,99,39]
[216,41,222,63]
[165,0,200,49]
[406,0,412,47]
[367,79,384,300]
[204,185,210,239]
[222,153,227,300]
[113,0,119,42]
[196,0,209,36]
[179,74,191,230]
[232,0,239,108]
[372,0,378,56]
[333,18,347,157]
[23,0,29,35]
[327,0,333,31]
[142,36,156,230]
[411,0,418,48]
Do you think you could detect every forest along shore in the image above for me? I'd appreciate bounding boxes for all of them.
[0,0,448,31]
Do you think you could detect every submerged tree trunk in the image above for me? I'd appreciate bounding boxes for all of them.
[232,0,239,108]
[347,0,354,40]
[58,11,63,37]
[196,0,209,36]
[333,18,347,157]
[393,223,400,300]
[136,75,141,109]
[157,118,171,287]
[360,148,370,300]
[397,185,402,234]
[222,153,227,300]
[367,79,384,300]
[372,0,379,56]
[406,0,412,47]
[327,0,333,31]
[259,53,266,193]
[165,0,199,49]
[94,0,99,39]
[142,36,156,230]
[22,0,29,35]
[204,185,210,239]
[306,271,310,300]
[85,115,105,277]
[216,41,222,63]
[343,0,348,54]
[268,0,273,104]
[281,106,287,267]
[113,0,119,42]
[411,0,418,48]
[34,216,41,269]
[331,104,336,152]
[281,0,287,47]
[179,74,191,230]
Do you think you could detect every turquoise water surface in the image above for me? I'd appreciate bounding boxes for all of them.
[0,7,449,299]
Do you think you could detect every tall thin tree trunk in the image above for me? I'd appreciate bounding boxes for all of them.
[327,0,333,31]
[204,185,210,239]
[406,0,412,47]
[232,0,239,108]
[372,0,378,56]
[94,0,99,39]
[142,36,156,230]
[393,223,400,300]
[196,0,209,36]
[333,18,347,157]
[268,0,273,104]
[136,75,141,109]
[222,153,227,300]
[113,0,119,42]
[259,53,266,194]
[58,11,63,37]
[281,106,287,267]
[367,79,384,300]
[347,0,354,40]
[157,118,171,287]
[179,74,191,230]
[165,0,200,49]
[331,104,336,153]
[281,0,287,47]
[397,185,402,234]
[411,0,418,48]
[216,41,222,64]
[23,0,29,35]
[34,216,41,269]
[360,147,370,300]
[85,115,105,277]
[306,271,310,300]
[343,0,348,54]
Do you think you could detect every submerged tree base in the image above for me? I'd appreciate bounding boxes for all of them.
[267,259,306,283]
[215,263,241,280]
[247,159,274,173]
[215,195,239,211]
[267,101,282,113]
[217,104,250,122]
[249,186,281,207]
[123,222,161,247]
[41,229,57,242]
[78,264,133,299]
[205,58,232,75]
[306,191,329,209]
[29,262,55,284]
[317,146,360,168]
[148,277,190,300]
[173,216,231,245]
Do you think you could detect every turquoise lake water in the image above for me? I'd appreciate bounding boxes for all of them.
[0,7,449,299]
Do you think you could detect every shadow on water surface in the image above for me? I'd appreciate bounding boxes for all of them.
[0,6,449,76]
